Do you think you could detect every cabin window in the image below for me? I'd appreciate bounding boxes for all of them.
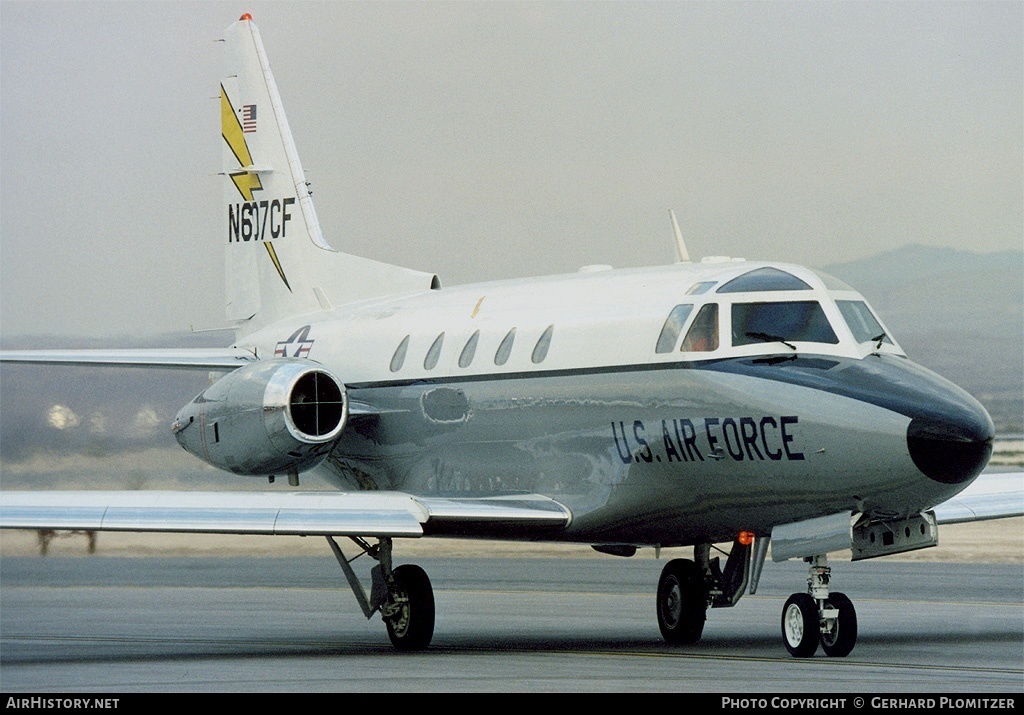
[837,300,892,346]
[656,304,694,353]
[459,330,480,368]
[686,281,716,296]
[680,304,719,352]
[390,335,410,372]
[495,328,516,366]
[531,325,555,364]
[717,267,812,293]
[424,332,445,370]
[732,301,839,346]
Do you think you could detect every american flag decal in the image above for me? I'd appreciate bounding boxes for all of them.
[241,104,257,133]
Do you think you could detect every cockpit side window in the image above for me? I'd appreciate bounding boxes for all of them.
[655,304,694,353]
[686,281,716,296]
[837,300,892,345]
[732,302,838,346]
[680,304,719,352]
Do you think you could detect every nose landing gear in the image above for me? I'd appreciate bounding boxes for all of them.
[782,554,857,658]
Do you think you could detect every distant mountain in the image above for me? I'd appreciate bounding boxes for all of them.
[825,244,1023,433]
[824,244,1022,290]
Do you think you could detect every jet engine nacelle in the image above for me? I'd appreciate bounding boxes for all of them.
[172,358,347,476]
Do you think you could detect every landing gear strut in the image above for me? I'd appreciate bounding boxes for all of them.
[327,535,435,651]
[781,554,857,658]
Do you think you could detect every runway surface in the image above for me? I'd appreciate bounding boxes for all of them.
[1,555,1021,692]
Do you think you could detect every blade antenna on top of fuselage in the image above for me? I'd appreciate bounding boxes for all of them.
[668,209,692,263]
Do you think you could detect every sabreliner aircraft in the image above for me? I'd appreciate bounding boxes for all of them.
[2,15,1021,657]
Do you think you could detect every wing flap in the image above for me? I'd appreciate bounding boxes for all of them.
[417,495,573,532]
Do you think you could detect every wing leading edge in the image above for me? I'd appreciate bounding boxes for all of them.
[0,490,572,538]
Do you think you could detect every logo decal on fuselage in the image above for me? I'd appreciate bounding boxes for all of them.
[275,325,314,358]
[221,84,292,292]
[611,415,805,465]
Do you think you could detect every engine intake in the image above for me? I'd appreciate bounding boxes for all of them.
[172,359,347,476]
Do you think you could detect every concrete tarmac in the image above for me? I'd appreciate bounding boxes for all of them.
[1,556,1021,693]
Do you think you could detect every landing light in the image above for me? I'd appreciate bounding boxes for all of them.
[738,531,755,546]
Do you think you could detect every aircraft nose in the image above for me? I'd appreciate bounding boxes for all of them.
[906,399,994,485]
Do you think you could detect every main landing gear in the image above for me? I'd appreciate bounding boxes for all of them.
[781,554,857,658]
[656,558,707,643]
[654,540,856,658]
[327,535,435,651]
[656,537,754,645]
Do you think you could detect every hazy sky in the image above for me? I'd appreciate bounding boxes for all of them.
[1,1,1021,339]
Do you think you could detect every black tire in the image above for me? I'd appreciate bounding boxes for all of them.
[385,564,435,651]
[781,593,819,658]
[656,558,707,644]
[820,591,857,657]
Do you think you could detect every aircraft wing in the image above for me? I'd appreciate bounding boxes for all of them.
[0,348,256,370]
[932,472,1024,524]
[2,474,1017,538]
[0,490,572,538]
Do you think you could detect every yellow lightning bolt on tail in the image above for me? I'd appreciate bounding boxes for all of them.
[221,84,292,292]
[264,243,292,292]
[221,84,262,201]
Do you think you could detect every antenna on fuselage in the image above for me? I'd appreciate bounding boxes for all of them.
[668,209,691,263]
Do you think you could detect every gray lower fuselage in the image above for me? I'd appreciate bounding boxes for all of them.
[317,354,992,546]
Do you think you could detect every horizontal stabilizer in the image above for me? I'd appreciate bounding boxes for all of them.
[0,348,256,370]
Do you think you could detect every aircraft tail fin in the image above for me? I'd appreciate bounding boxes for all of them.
[220,15,438,334]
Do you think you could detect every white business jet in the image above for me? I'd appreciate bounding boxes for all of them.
[2,15,1020,658]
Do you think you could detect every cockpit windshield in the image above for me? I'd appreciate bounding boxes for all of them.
[654,268,898,358]
[732,301,839,347]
